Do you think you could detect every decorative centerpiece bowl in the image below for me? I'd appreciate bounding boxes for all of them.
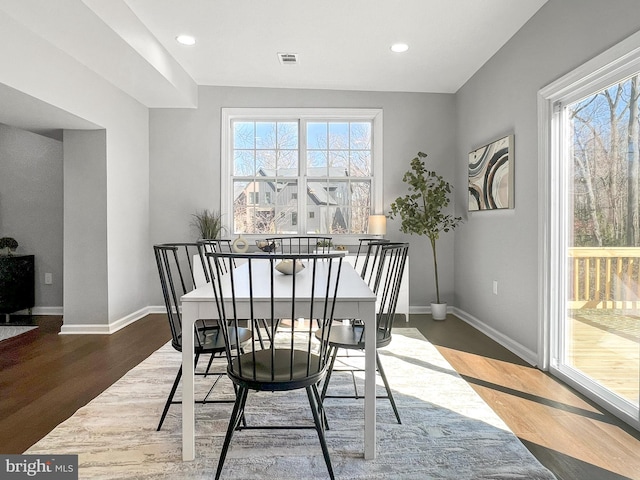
[275,259,305,275]
[256,240,280,252]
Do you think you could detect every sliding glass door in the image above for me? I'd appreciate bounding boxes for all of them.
[556,74,640,423]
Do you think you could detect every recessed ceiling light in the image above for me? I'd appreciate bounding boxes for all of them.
[390,43,409,53]
[176,34,196,46]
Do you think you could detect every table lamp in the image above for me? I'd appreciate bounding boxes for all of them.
[367,214,387,238]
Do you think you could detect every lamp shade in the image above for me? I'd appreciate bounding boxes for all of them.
[367,215,387,235]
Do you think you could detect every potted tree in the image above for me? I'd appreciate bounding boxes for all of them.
[389,152,462,320]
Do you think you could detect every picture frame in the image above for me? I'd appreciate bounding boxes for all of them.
[468,134,514,211]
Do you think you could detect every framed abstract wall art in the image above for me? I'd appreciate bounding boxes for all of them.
[468,134,514,211]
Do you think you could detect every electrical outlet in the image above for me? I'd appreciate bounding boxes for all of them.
[492,280,498,295]
[45,273,53,285]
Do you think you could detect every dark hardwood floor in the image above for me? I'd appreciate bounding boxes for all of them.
[1,313,639,479]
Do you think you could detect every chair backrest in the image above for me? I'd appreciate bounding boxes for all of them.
[265,236,333,254]
[198,239,235,275]
[369,243,409,340]
[205,251,344,384]
[357,239,391,285]
[154,243,208,349]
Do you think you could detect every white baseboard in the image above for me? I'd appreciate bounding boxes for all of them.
[409,305,452,315]
[409,304,538,366]
[59,307,159,335]
[450,307,539,366]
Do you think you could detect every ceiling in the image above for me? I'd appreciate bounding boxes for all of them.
[121,0,547,94]
[0,0,547,135]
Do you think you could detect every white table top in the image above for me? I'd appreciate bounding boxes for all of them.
[183,258,376,315]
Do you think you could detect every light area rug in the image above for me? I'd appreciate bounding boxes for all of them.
[27,328,556,479]
[0,325,36,342]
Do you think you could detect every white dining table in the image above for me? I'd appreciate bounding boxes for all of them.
[180,258,378,461]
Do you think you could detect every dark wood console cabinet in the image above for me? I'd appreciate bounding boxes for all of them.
[0,255,35,319]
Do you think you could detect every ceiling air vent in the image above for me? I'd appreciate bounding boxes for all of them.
[277,53,299,65]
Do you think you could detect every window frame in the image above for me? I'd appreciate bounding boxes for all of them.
[221,108,383,243]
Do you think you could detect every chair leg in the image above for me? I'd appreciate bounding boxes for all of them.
[157,365,182,431]
[306,385,335,480]
[158,352,204,431]
[313,381,329,430]
[320,346,339,401]
[376,352,401,424]
[204,352,218,377]
[254,319,266,349]
[215,385,249,480]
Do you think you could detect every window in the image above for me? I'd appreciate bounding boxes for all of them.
[222,108,383,238]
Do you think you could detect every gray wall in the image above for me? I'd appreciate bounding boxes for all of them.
[0,123,63,310]
[149,86,456,306]
[63,129,109,326]
[454,0,640,354]
[0,8,151,332]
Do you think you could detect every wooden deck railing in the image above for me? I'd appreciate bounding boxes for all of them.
[568,247,640,309]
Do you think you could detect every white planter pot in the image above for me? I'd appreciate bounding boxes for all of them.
[430,302,447,321]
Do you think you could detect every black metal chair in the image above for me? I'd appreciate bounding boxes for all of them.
[205,251,345,480]
[198,238,235,274]
[354,238,390,278]
[265,235,333,254]
[200,238,278,350]
[316,242,409,424]
[153,243,252,431]
[355,238,392,286]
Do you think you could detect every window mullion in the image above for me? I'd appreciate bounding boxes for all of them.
[300,119,308,234]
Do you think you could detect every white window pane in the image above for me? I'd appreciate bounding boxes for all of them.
[307,151,328,176]
[329,122,349,149]
[256,122,276,149]
[277,150,298,176]
[350,151,372,177]
[275,205,298,234]
[278,122,299,149]
[350,122,371,150]
[308,207,328,234]
[329,151,348,175]
[234,151,255,176]
[233,203,251,234]
[329,207,350,234]
[234,122,254,149]
[351,180,371,206]
[329,180,349,207]
[255,209,275,234]
[256,150,276,174]
[307,122,328,149]
[276,181,297,206]
[352,206,369,234]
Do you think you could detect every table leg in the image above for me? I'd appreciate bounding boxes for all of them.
[182,303,196,461]
[363,301,376,459]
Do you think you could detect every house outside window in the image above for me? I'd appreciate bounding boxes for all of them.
[221,108,383,240]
